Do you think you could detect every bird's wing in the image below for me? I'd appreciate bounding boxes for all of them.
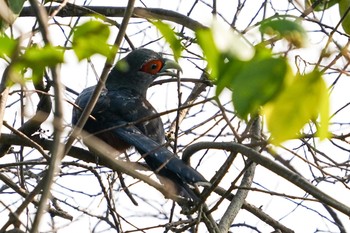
[72,86,111,125]
[106,88,165,143]
[73,87,165,143]
[73,86,207,192]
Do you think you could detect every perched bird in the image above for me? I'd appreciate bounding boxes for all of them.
[72,48,206,200]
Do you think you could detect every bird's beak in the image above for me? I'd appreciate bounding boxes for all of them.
[159,59,182,76]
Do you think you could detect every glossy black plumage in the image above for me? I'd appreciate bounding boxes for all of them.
[72,49,206,200]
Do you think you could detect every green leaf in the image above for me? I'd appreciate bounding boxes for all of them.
[231,56,289,119]
[72,20,116,61]
[215,55,245,96]
[22,45,64,67]
[7,0,26,15]
[339,0,350,34]
[305,0,340,11]
[19,45,64,83]
[214,46,289,119]
[265,70,329,144]
[153,20,183,61]
[195,28,220,79]
[0,34,17,59]
[259,18,307,47]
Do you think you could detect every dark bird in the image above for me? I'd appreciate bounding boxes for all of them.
[72,48,206,200]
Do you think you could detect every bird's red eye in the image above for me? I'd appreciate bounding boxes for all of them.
[140,59,163,75]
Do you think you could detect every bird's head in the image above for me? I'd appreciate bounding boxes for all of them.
[108,49,182,94]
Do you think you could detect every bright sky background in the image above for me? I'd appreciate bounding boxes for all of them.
[1,0,350,232]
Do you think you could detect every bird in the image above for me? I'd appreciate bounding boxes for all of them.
[72,48,207,201]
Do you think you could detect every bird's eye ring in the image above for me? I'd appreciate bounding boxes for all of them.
[140,59,163,75]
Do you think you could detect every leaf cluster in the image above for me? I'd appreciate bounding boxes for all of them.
[195,19,329,144]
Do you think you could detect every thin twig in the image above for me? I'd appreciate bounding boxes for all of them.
[218,117,259,232]
[20,6,208,31]
[183,141,350,217]
[28,0,65,231]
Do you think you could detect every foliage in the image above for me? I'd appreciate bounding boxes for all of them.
[72,20,117,61]
[264,70,329,144]
[0,34,17,60]
[17,45,64,83]
[306,0,350,35]
[196,18,328,144]
[259,17,307,47]
[153,20,183,60]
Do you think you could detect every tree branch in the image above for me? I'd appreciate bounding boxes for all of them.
[0,132,295,231]
[218,117,260,232]
[0,132,187,204]
[27,0,65,231]
[20,4,207,31]
[183,141,350,217]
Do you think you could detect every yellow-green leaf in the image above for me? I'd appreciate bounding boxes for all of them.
[153,20,183,61]
[22,45,64,67]
[0,34,17,59]
[19,45,64,83]
[317,77,330,140]
[260,18,307,47]
[196,28,220,80]
[265,70,329,144]
[72,20,115,61]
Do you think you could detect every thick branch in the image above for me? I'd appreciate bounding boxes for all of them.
[183,141,350,217]
[20,5,207,31]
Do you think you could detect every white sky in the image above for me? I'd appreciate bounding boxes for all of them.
[1,0,350,232]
